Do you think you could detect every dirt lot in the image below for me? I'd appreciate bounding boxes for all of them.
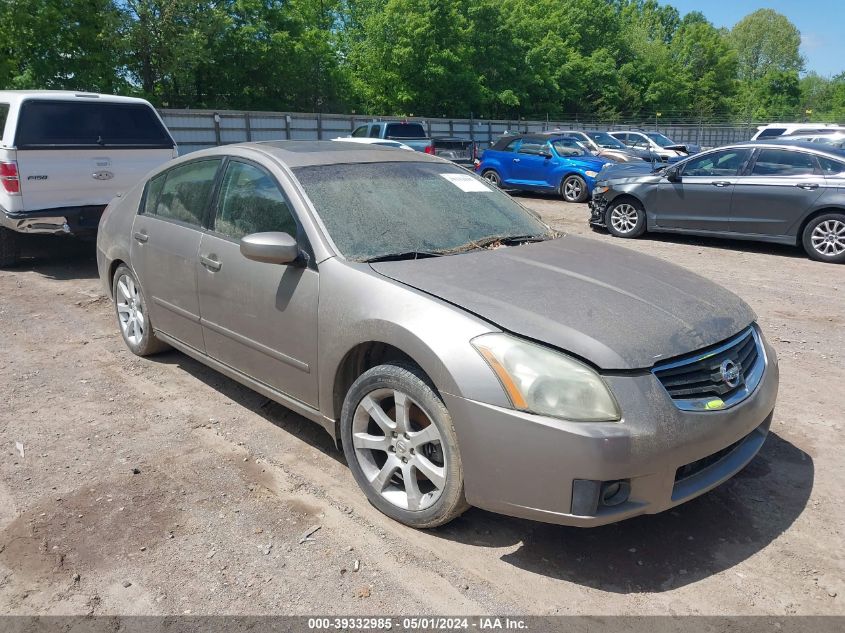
[1,199,843,617]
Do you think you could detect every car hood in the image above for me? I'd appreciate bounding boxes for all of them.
[370,236,755,370]
[598,161,664,182]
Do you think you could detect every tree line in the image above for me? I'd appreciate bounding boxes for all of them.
[2,0,844,123]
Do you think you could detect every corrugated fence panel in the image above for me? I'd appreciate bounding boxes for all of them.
[160,109,758,154]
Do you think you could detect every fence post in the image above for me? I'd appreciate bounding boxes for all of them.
[213,112,221,146]
[449,119,454,136]
[285,114,291,140]
[244,112,252,142]
[488,121,493,145]
[317,113,323,140]
[469,115,475,143]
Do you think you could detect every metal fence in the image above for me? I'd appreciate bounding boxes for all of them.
[159,109,758,155]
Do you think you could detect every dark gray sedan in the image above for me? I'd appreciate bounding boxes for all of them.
[590,141,845,263]
[97,141,778,529]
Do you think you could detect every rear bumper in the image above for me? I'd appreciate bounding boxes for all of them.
[445,333,779,527]
[0,206,106,235]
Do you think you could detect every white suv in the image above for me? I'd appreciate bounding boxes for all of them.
[750,123,845,140]
[0,91,177,266]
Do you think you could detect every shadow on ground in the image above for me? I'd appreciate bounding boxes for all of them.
[432,432,811,593]
[9,234,99,280]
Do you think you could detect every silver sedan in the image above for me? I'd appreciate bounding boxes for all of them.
[97,141,779,528]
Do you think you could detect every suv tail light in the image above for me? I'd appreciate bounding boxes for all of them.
[424,144,435,155]
[0,161,20,195]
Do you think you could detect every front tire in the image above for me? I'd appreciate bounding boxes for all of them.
[341,363,469,528]
[802,213,845,264]
[0,227,21,267]
[561,175,588,202]
[606,199,647,238]
[112,264,170,356]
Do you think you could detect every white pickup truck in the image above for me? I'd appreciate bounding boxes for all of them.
[0,91,177,266]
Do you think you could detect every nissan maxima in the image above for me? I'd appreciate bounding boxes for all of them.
[97,141,779,528]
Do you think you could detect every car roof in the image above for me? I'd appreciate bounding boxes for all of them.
[0,90,156,106]
[189,140,443,168]
[702,141,845,161]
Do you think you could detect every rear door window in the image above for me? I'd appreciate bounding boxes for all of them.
[212,161,297,240]
[147,159,222,226]
[15,100,173,149]
[751,149,818,176]
[368,125,381,138]
[518,141,545,155]
[818,156,845,174]
[351,126,368,137]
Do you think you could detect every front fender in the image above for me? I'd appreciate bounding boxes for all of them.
[316,259,510,421]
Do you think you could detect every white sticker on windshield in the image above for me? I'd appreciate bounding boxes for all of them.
[439,173,493,192]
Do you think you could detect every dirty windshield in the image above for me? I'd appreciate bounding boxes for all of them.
[293,162,552,261]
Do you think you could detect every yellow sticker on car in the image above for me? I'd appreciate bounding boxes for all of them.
[705,399,725,410]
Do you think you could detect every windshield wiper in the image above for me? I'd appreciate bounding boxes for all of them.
[363,250,444,263]
[451,233,551,253]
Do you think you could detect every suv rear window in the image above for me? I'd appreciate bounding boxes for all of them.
[756,128,785,139]
[15,100,173,149]
[384,123,427,139]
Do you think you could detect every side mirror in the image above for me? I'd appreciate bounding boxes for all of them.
[666,168,681,182]
[540,150,553,159]
[240,232,300,265]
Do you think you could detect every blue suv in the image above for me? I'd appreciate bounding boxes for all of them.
[475,135,613,202]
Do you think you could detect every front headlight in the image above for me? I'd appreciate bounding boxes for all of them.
[594,184,610,195]
[472,333,621,422]
[584,170,599,178]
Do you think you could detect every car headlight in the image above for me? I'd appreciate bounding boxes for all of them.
[594,184,610,195]
[472,333,621,422]
[584,170,599,178]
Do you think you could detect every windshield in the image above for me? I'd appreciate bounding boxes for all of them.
[293,162,552,261]
[586,131,627,149]
[646,132,675,147]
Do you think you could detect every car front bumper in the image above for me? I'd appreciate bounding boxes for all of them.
[444,333,779,527]
[0,206,106,236]
[588,192,608,226]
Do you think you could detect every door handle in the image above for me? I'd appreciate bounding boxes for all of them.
[512,158,520,163]
[796,183,819,190]
[133,231,148,243]
[200,255,222,272]
[711,181,731,187]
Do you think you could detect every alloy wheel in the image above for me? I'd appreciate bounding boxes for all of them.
[483,171,500,187]
[811,219,845,257]
[610,203,640,234]
[351,388,446,511]
[563,178,583,201]
[116,274,145,346]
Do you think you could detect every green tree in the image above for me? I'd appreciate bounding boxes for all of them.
[730,9,803,83]
[0,0,126,92]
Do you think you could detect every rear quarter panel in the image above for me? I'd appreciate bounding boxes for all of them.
[96,179,146,297]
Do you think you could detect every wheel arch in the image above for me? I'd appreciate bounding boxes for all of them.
[794,206,845,246]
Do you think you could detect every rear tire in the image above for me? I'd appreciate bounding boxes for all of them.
[481,169,501,188]
[561,175,589,203]
[605,199,646,238]
[341,362,469,528]
[112,264,170,356]
[0,227,21,267]
[802,213,845,264]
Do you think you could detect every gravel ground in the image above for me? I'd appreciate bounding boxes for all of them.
[0,198,843,616]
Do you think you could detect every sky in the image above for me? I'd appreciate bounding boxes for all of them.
[663,0,845,77]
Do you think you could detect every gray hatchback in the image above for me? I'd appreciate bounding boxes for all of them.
[97,141,779,529]
[590,141,845,263]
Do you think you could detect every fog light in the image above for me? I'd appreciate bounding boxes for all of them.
[599,480,630,507]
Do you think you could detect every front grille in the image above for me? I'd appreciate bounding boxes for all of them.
[652,327,765,411]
